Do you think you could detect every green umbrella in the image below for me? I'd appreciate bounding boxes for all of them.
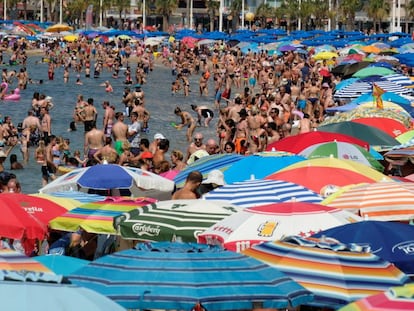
[300,141,384,172]
[352,66,395,78]
[113,199,243,242]
[396,129,414,144]
[317,121,399,147]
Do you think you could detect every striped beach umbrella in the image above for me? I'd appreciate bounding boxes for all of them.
[174,154,244,188]
[49,197,157,234]
[243,236,410,309]
[198,202,361,252]
[0,249,52,273]
[203,179,322,208]
[334,80,411,99]
[338,283,414,311]
[322,181,414,221]
[114,200,243,242]
[69,242,313,310]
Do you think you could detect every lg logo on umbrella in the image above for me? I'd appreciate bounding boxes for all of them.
[393,241,414,255]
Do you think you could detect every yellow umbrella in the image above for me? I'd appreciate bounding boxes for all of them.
[30,193,80,211]
[117,34,131,40]
[313,51,339,60]
[45,23,73,33]
[63,34,78,42]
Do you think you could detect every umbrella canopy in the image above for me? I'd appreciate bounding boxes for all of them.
[174,154,244,188]
[267,131,369,153]
[0,248,52,273]
[0,193,68,226]
[45,23,73,32]
[30,193,81,210]
[317,121,399,147]
[69,242,313,310]
[63,34,78,42]
[203,179,322,208]
[243,236,410,309]
[299,141,384,171]
[352,66,395,78]
[322,181,414,221]
[34,254,89,276]
[352,117,408,137]
[396,129,414,144]
[114,199,243,242]
[338,283,414,311]
[312,220,414,275]
[223,151,306,184]
[198,202,361,252]
[0,270,125,311]
[39,164,174,200]
[313,51,338,60]
[49,197,156,234]
[266,158,391,196]
[334,80,411,99]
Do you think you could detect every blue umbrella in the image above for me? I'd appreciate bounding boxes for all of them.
[223,152,306,184]
[34,255,89,276]
[69,242,313,310]
[312,220,414,275]
[77,164,133,189]
[203,179,322,208]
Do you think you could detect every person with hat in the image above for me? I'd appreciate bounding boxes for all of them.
[198,169,225,195]
[149,132,165,154]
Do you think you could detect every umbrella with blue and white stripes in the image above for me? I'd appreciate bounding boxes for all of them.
[203,179,322,208]
[334,79,411,99]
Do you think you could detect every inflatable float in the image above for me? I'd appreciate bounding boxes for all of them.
[1,82,21,101]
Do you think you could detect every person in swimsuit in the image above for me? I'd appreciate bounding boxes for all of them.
[191,104,214,127]
[174,107,196,142]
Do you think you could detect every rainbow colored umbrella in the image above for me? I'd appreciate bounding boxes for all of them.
[0,249,52,273]
[266,158,391,197]
[322,181,414,221]
[243,236,410,309]
[338,283,414,311]
[49,197,157,234]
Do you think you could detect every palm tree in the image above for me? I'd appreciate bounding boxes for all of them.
[113,0,131,20]
[405,0,414,32]
[339,0,362,30]
[364,0,390,32]
[154,0,178,31]
[229,0,242,31]
[67,0,88,27]
[279,0,299,31]
[205,0,219,31]
[255,2,274,29]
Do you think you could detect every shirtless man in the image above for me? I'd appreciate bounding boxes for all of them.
[40,107,51,144]
[191,104,214,127]
[93,137,118,164]
[83,98,97,133]
[234,108,248,154]
[102,101,114,137]
[298,113,312,134]
[172,171,203,200]
[132,99,150,132]
[112,112,128,156]
[174,106,196,142]
[246,106,262,153]
[185,132,206,161]
[84,123,105,160]
[307,79,321,116]
[121,87,134,116]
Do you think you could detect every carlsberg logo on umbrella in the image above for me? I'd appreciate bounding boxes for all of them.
[132,223,161,237]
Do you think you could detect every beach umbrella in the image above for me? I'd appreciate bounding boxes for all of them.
[44,23,73,32]
[278,44,297,52]
[203,179,322,208]
[352,66,395,78]
[312,220,414,275]
[322,181,414,221]
[0,193,68,226]
[30,193,81,211]
[317,121,399,147]
[266,158,391,196]
[49,197,156,235]
[299,141,383,171]
[39,164,174,200]
[117,34,131,40]
[0,270,126,311]
[361,45,381,54]
[349,91,411,106]
[351,117,408,137]
[333,79,411,99]
[396,129,414,144]
[338,283,414,311]
[37,191,107,203]
[34,254,89,276]
[69,242,313,310]
[174,154,243,188]
[313,51,338,60]
[198,202,361,252]
[243,236,410,309]
[266,131,369,153]
[113,199,243,242]
[223,151,306,184]
[0,248,52,273]
[63,34,78,42]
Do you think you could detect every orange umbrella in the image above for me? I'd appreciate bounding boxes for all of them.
[266,158,391,197]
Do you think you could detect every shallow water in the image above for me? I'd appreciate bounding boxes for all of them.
[4,55,217,194]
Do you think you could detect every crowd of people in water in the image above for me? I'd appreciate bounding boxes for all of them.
[0,33,411,196]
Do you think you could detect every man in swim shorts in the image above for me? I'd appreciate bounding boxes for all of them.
[111,112,128,155]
